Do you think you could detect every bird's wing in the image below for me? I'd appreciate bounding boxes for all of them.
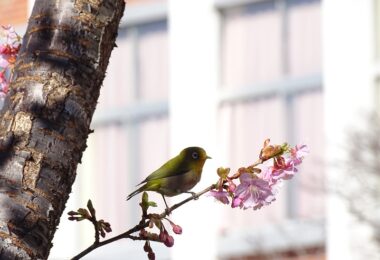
[139,156,191,184]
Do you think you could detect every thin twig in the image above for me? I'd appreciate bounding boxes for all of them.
[71,184,215,260]
[90,215,99,244]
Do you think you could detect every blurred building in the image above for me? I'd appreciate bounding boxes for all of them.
[3,0,378,260]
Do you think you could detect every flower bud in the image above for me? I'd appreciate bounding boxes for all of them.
[143,241,151,252]
[260,144,283,160]
[172,224,182,235]
[159,230,168,242]
[148,251,155,260]
[164,235,174,247]
[217,167,230,179]
[67,211,77,216]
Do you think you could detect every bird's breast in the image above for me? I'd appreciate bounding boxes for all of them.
[159,169,202,196]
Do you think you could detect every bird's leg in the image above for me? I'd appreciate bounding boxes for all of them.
[185,191,199,200]
[161,195,171,215]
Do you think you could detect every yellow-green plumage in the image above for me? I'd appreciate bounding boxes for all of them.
[126,147,210,201]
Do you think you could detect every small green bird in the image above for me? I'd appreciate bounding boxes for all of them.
[126,147,211,210]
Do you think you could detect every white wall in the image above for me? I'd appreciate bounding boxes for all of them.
[323,0,378,259]
[168,0,220,259]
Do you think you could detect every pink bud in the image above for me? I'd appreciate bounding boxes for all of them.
[164,235,174,247]
[159,230,167,242]
[172,224,182,235]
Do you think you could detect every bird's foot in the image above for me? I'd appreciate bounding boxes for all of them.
[161,195,172,215]
[187,191,199,200]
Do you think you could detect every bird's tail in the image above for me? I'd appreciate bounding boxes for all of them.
[126,182,161,201]
[126,186,143,201]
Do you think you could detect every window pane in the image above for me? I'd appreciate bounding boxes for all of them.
[219,0,323,228]
[83,126,130,233]
[219,98,286,169]
[138,117,169,211]
[138,21,169,101]
[288,0,322,76]
[218,97,287,228]
[100,29,136,109]
[222,1,282,88]
[99,21,169,109]
[293,90,325,218]
[139,117,169,177]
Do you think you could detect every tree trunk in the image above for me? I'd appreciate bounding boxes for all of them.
[0,0,125,258]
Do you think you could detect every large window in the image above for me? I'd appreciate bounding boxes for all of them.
[217,0,324,258]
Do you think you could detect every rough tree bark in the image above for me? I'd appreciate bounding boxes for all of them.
[0,0,125,258]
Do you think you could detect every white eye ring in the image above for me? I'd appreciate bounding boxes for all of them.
[192,152,199,159]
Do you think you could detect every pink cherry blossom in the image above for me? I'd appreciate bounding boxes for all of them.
[231,173,275,210]
[260,144,309,186]
[261,157,296,186]
[209,143,308,211]
[289,144,309,166]
[209,190,230,204]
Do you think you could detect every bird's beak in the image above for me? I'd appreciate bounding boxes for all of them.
[206,155,212,159]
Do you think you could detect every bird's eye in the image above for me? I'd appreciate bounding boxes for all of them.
[192,152,199,160]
